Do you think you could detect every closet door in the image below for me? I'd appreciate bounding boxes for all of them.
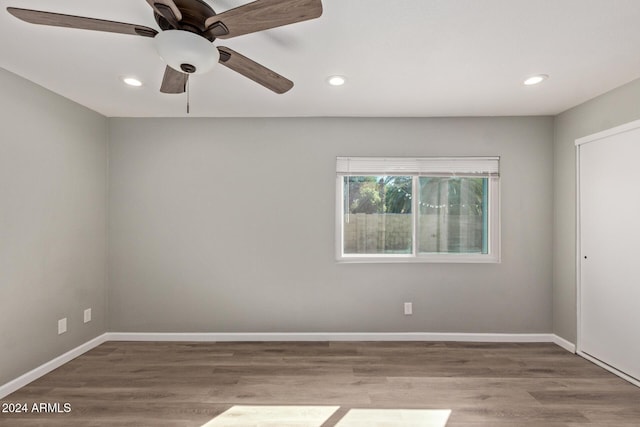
[578,122,640,383]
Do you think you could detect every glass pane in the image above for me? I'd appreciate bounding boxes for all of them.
[418,177,487,254]
[343,176,412,254]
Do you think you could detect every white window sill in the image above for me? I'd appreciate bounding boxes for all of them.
[336,254,501,264]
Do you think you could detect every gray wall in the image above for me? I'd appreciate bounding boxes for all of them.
[108,116,554,333]
[553,77,640,343]
[0,69,108,385]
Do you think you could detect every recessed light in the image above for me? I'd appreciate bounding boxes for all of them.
[122,77,143,87]
[523,74,548,86]
[327,75,346,86]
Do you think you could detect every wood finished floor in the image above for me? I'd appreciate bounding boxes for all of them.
[1,341,639,426]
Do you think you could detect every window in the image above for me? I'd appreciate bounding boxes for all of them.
[336,157,500,263]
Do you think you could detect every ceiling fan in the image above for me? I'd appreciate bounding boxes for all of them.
[6,0,323,95]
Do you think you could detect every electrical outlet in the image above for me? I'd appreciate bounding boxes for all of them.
[404,302,413,315]
[84,308,92,323]
[58,318,67,335]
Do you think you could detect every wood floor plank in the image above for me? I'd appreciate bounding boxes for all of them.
[1,341,639,426]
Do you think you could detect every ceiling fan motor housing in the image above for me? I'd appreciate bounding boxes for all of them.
[153,0,218,39]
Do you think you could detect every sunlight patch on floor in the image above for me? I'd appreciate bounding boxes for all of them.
[200,405,340,426]
[201,405,452,427]
[335,409,452,427]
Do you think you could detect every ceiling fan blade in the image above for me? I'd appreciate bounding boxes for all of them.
[160,66,188,94]
[146,0,182,27]
[6,7,158,38]
[205,0,322,39]
[217,46,293,94]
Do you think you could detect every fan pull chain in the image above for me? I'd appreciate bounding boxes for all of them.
[186,78,190,114]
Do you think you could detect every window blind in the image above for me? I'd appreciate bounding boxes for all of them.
[336,156,500,177]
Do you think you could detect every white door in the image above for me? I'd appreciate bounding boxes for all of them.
[578,121,640,383]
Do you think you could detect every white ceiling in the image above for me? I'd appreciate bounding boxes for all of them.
[1,0,640,118]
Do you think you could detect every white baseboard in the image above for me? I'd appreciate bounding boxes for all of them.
[552,334,576,353]
[106,331,558,343]
[1,332,573,399]
[0,334,108,399]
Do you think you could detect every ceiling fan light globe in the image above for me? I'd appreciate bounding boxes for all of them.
[153,30,219,75]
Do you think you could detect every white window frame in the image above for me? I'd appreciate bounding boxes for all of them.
[335,156,501,263]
